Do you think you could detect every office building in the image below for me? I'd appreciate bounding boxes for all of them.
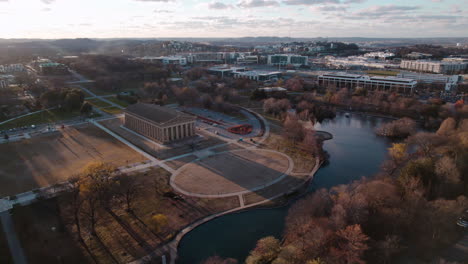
[318,72,417,94]
[267,54,308,67]
[138,56,187,66]
[397,72,462,91]
[400,60,467,74]
[233,70,282,82]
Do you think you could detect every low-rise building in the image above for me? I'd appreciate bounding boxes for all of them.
[400,60,467,74]
[207,65,246,78]
[39,63,69,75]
[326,56,399,69]
[233,70,281,82]
[124,103,196,144]
[397,72,462,91]
[318,72,417,94]
[236,55,259,64]
[405,52,433,60]
[258,87,287,92]
[0,64,25,73]
[0,74,15,89]
[363,52,395,59]
[138,56,187,66]
[267,54,308,67]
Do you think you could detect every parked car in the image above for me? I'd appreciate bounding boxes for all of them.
[456,209,468,228]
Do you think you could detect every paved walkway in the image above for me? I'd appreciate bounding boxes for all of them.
[90,120,175,174]
[68,71,124,111]
[131,157,321,264]
[0,107,56,126]
[169,149,294,198]
[0,211,27,264]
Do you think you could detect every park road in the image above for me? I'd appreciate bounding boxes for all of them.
[0,211,28,264]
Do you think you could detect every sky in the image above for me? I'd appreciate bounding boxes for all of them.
[0,0,467,39]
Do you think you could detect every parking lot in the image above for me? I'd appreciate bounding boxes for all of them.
[178,107,262,142]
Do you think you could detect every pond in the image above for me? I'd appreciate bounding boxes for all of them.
[177,112,391,264]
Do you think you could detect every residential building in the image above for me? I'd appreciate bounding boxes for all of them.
[124,103,196,144]
[317,72,417,94]
[400,60,467,74]
[267,54,308,67]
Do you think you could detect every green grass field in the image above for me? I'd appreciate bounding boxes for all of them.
[366,70,399,76]
[102,106,123,115]
[106,96,129,107]
[0,109,83,130]
[86,98,112,108]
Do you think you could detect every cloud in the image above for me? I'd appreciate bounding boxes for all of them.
[154,9,174,13]
[283,0,340,5]
[134,0,175,2]
[208,2,234,9]
[312,5,347,12]
[348,5,421,18]
[238,0,279,8]
[344,0,366,3]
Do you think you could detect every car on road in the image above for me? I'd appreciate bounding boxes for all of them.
[457,209,468,228]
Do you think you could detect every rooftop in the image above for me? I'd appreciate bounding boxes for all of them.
[125,103,195,126]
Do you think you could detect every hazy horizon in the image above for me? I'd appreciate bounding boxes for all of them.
[0,0,467,39]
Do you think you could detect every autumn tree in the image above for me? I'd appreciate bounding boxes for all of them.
[78,162,118,235]
[203,256,238,264]
[375,118,417,138]
[245,236,281,264]
[283,114,305,143]
[329,224,369,264]
[151,214,168,233]
[115,173,140,212]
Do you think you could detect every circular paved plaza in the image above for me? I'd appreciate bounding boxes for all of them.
[171,149,292,197]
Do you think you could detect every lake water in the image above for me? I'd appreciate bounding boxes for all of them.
[177,112,391,264]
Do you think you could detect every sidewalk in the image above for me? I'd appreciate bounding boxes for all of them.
[0,211,28,264]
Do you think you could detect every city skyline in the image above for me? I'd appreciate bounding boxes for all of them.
[0,0,467,39]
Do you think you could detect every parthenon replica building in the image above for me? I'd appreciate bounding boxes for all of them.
[124,103,196,144]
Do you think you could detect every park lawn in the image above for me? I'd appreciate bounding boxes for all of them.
[106,96,129,108]
[121,80,144,92]
[366,70,399,76]
[0,109,83,130]
[0,226,13,264]
[86,98,112,108]
[57,167,239,263]
[0,124,146,196]
[80,83,115,96]
[12,198,90,264]
[102,107,123,115]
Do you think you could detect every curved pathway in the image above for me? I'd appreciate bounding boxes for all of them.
[170,149,294,198]
[130,157,321,264]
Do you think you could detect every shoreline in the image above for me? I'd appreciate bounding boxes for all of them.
[131,156,323,264]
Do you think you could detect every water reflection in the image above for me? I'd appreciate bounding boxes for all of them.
[177,113,391,264]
